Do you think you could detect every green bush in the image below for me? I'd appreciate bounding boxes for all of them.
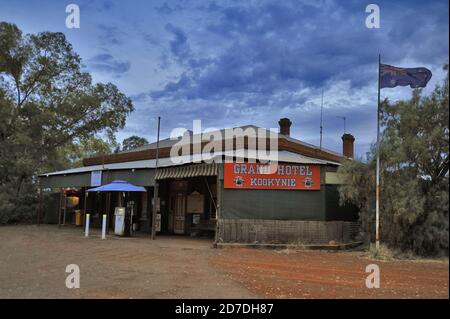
[338,65,449,257]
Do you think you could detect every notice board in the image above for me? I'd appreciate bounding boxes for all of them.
[90,170,102,187]
[187,191,204,214]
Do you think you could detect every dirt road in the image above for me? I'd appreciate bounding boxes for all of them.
[0,225,447,298]
[212,248,448,298]
[0,225,253,298]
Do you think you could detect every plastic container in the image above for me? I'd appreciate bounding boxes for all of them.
[74,210,84,226]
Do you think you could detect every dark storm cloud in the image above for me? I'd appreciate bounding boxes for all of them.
[139,0,447,156]
[87,53,130,76]
[97,24,125,46]
[5,0,446,156]
[151,0,448,104]
[164,23,191,63]
[16,0,441,156]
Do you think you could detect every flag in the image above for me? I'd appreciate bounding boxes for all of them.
[380,64,432,89]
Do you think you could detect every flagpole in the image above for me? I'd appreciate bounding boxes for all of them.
[151,116,161,240]
[375,54,381,249]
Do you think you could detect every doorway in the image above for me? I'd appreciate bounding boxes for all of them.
[168,180,188,234]
[173,194,186,234]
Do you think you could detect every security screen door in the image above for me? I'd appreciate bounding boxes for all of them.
[173,193,186,234]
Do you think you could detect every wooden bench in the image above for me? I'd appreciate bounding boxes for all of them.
[190,220,217,237]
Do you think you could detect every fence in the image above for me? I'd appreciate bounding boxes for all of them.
[216,219,359,244]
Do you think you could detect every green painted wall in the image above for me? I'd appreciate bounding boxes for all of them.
[40,169,155,188]
[218,164,358,221]
[220,188,327,220]
[102,169,155,186]
[40,172,91,188]
[219,164,328,221]
[324,184,359,221]
[39,163,358,222]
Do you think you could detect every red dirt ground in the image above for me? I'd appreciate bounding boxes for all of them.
[211,247,449,298]
[0,225,447,298]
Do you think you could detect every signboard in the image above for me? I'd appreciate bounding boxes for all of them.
[192,214,201,225]
[114,207,125,236]
[187,191,204,214]
[155,213,161,232]
[224,162,321,190]
[90,170,102,187]
[152,197,161,212]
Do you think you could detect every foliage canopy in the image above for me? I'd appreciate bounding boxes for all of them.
[0,22,134,223]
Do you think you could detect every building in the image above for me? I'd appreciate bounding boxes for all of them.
[39,118,359,244]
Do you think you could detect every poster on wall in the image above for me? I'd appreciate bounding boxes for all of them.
[224,162,321,190]
[155,213,161,232]
[187,191,204,214]
[90,170,102,187]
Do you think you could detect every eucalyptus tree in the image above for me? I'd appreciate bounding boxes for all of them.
[338,65,449,256]
[0,22,134,223]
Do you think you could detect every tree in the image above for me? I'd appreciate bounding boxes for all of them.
[121,135,149,152]
[338,64,449,256]
[0,22,134,223]
[60,135,115,168]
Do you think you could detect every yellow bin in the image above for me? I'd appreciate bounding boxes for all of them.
[75,210,84,226]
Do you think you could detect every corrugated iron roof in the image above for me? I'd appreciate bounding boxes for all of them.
[119,125,342,158]
[155,163,218,180]
[40,150,339,177]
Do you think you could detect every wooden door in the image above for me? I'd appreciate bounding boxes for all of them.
[173,193,186,234]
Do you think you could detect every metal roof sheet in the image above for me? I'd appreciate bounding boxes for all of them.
[119,125,342,158]
[155,163,218,180]
[40,149,339,177]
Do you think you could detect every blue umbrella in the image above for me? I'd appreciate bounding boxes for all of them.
[87,180,146,192]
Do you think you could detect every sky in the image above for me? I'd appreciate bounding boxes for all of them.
[1,0,448,158]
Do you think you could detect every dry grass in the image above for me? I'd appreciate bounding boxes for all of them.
[367,243,449,263]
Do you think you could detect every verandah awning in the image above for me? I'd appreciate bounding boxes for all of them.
[155,163,218,180]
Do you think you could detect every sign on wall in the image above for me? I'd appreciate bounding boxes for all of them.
[187,191,204,214]
[90,170,102,187]
[224,163,321,190]
[155,213,161,232]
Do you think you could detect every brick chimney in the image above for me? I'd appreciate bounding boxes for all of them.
[342,133,355,158]
[278,118,292,137]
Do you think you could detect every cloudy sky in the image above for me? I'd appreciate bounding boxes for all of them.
[1,0,448,158]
